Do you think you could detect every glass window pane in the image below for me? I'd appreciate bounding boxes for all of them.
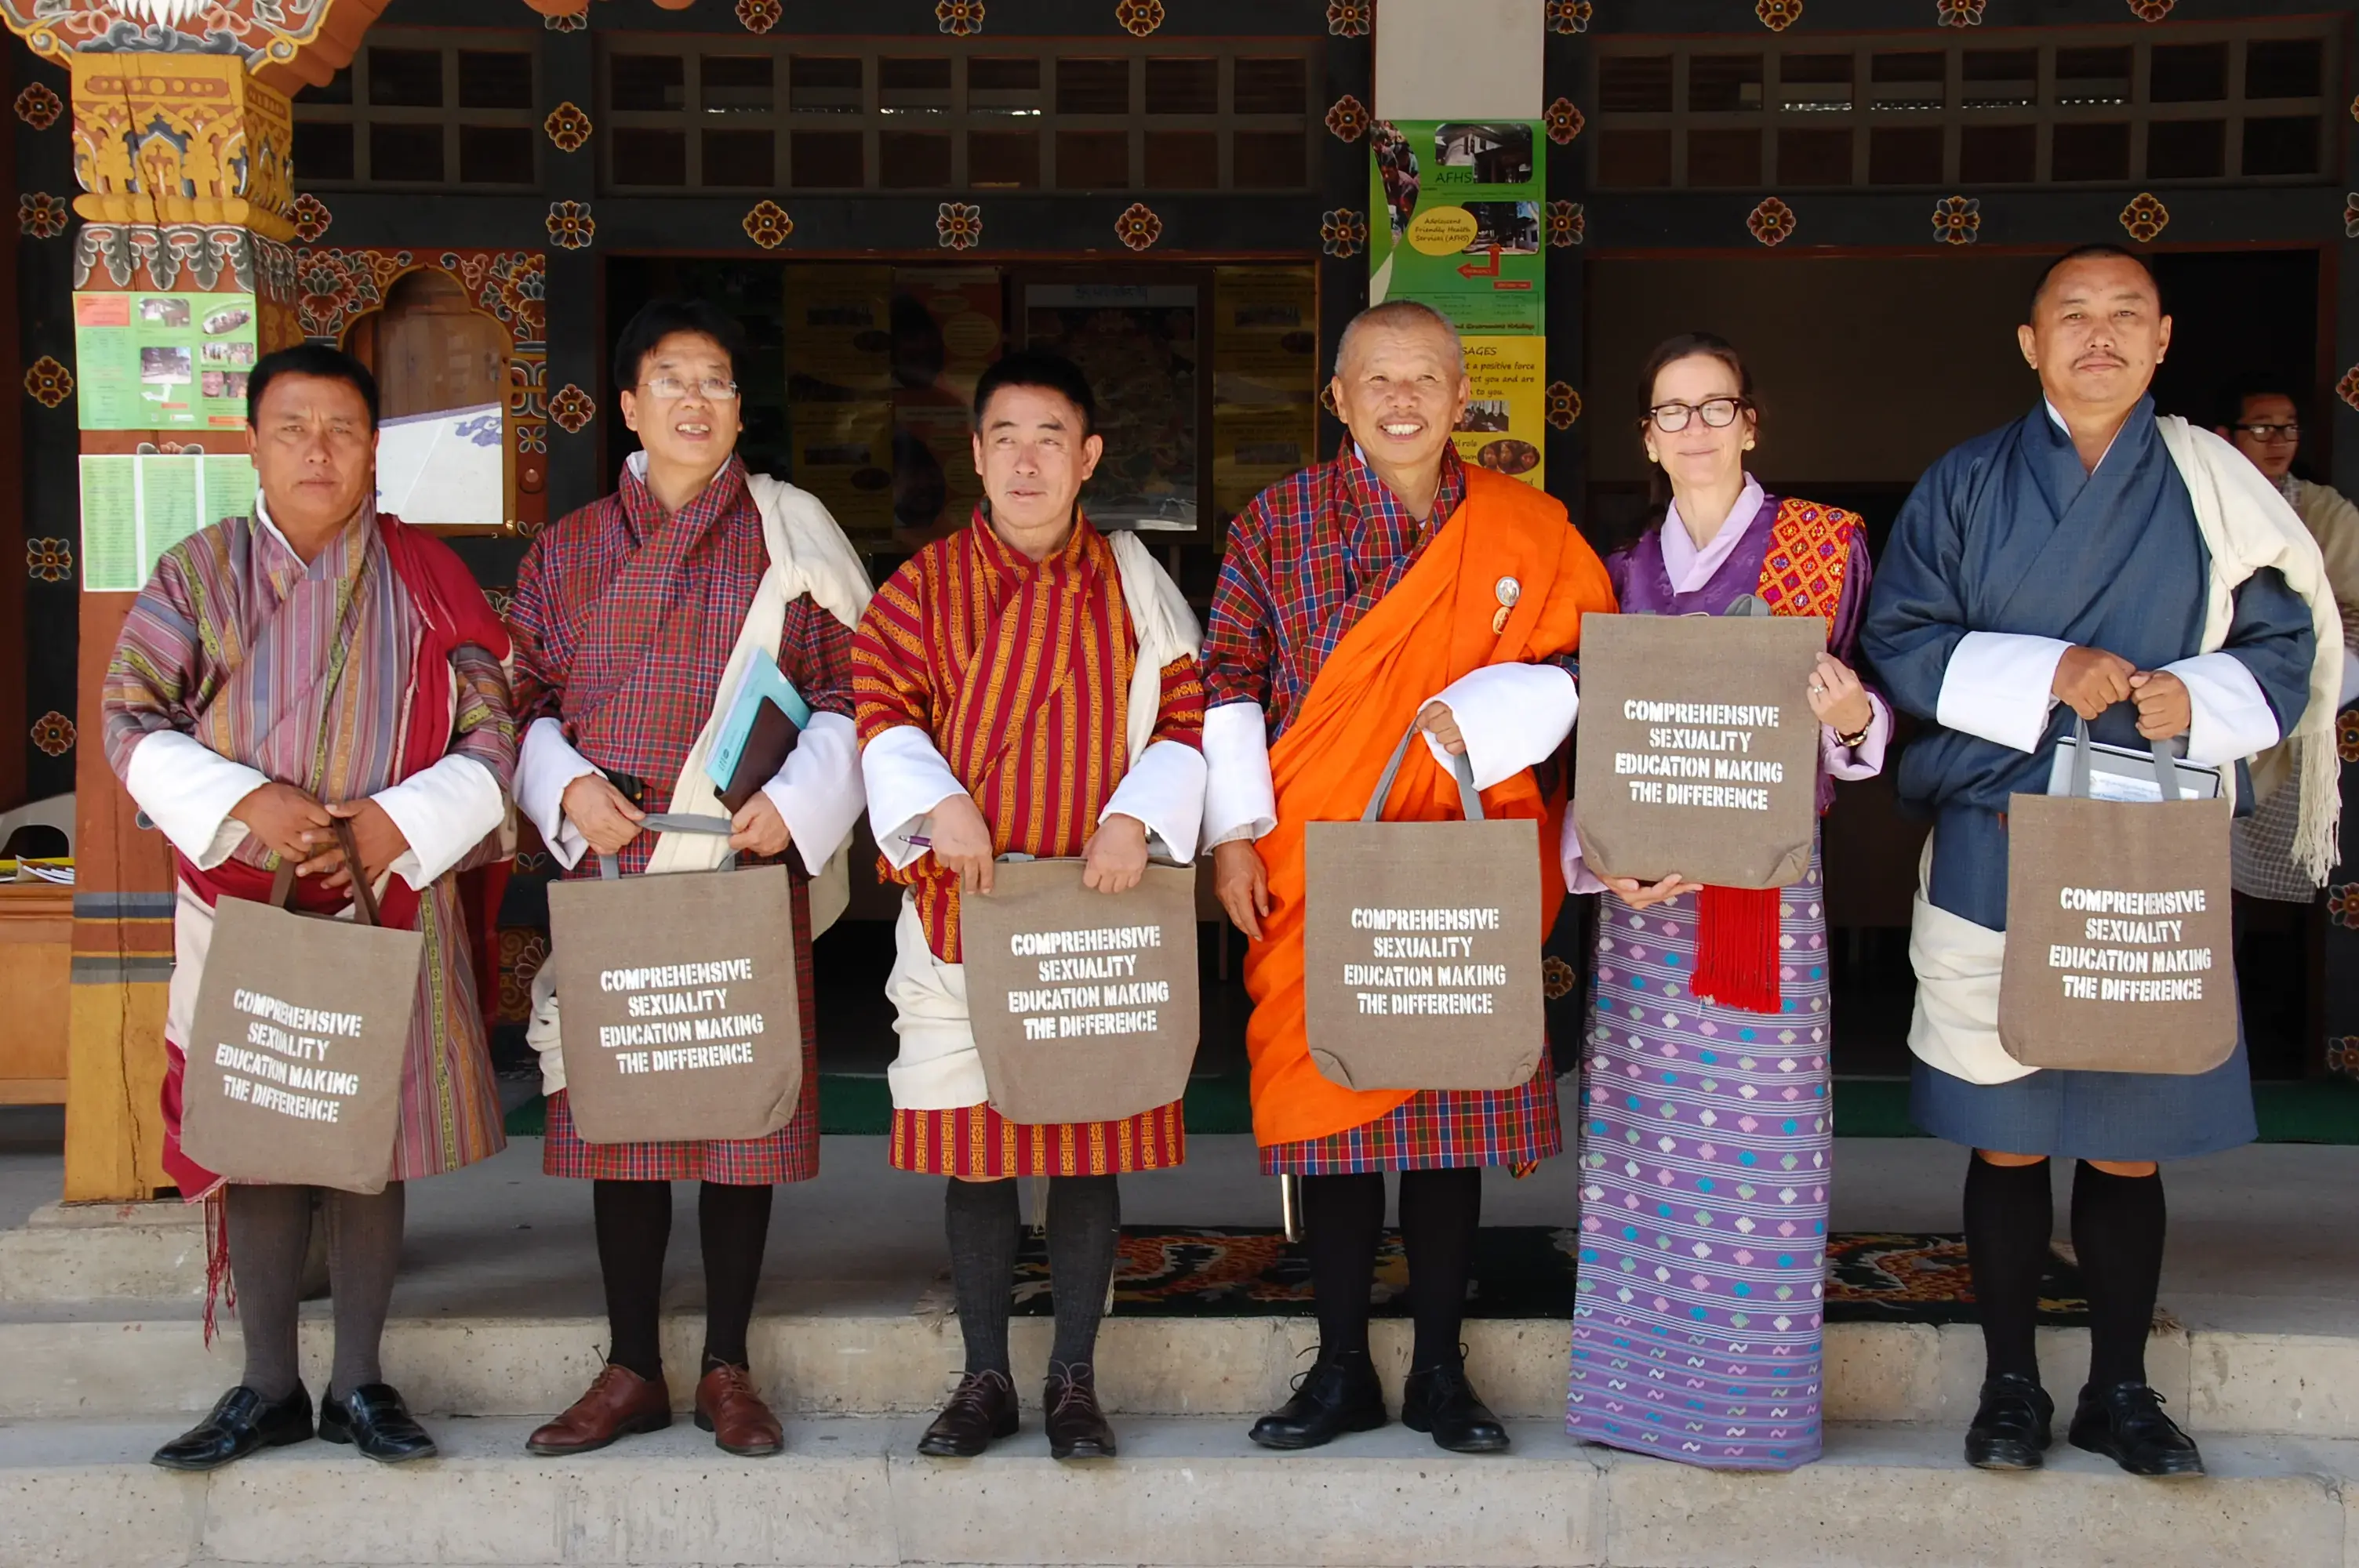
[369,122,443,180]
[1144,129,1218,186]
[1961,49,2037,108]
[1779,53,1853,113]
[791,129,863,185]
[611,54,685,112]
[1778,127,1851,183]
[2054,47,2130,107]
[880,130,951,187]
[790,56,863,113]
[458,50,532,110]
[969,56,1041,115]
[969,128,1039,187]
[2247,40,2322,100]
[368,47,442,108]
[701,56,773,114]
[1233,129,1305,188]
[1958,123,2034,183]
[703,128,775,185]
[2051,121,2129,181]
[1232,57,1306,114]
[1599,55,1672,113]
[1686,128,1761,185]
[1056,129,1128,187]
[1870,53,1943,111]
[1146,58,1217,115]
[1596,128,1672,187]
[299,66,354,107]
[459,124,533,183]
[879,57,951,113]
[611,127,685,185]
[2146,118,2225,178]
[2149,43,2227,103]
[1056,60,1129,115]
[1688,55,1763,114]
[295,120,354,181]
[2243,115,2319,176]
[1868,125,1943,183]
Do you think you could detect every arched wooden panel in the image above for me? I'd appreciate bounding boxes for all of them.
[344,268,514,532]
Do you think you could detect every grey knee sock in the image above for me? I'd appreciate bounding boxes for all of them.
[944,1178,1020,1377]
[226,1184,313,1401]
[1046,1174,1121,1370]
[323,1182,405,1395]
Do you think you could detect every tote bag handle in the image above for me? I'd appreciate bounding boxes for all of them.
[265,816,380,926]
[1361,721,1484,823]
[2065,713,2186,804]
[596,812,740,880]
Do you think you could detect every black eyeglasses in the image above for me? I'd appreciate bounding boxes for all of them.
[2232,422,2300,445]
[1644,397,1750,433]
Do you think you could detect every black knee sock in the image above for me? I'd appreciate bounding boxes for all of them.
[593,1179,672,1381]
[698,1181,773,1370]
[226,1184,314,1401]
[1398,1167,1482,1374]
[1962,1155,2052,1384]
[1046,1174,1121,1370]
[323,1183,405,1394]
[1301,1172,1386,1359]
[945,1178,1020,1377]
[2072,1161,2167,1389]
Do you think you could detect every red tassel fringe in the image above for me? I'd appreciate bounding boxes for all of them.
[202,1189,236,1347]
[1694,884,1782,1014]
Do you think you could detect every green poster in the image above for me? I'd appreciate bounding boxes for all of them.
[1367,120,1545,336]
[78,456,138,592]
[79,452,258,592]
[72,291,260,433]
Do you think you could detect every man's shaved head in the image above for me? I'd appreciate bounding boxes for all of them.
[1337,299,1465,379]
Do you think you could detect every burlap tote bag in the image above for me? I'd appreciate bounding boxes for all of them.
[1570,610,1824,890]
[182,818,423,1195]
[1302,723,1544,1091]
[1998,716,2237,1075]
[957,857,1200,1124]
[547,819,803,1143]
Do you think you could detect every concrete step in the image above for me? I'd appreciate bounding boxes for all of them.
[2,1302,2355,1442]
[2,1415,2353,1568]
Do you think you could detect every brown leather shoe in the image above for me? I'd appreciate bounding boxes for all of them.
[526,1363,672,1457]
[694,1363,784,1457]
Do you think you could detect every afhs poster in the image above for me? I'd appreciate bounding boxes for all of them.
[1367,120,1547,488]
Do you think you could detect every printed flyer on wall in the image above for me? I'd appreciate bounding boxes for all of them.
[79,452,257,591]
[72,292,260,432]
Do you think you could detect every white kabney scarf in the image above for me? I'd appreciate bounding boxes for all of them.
[1908,416,2343,1086]
[884,531,1203,1112]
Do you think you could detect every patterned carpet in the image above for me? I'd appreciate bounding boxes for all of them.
[1007,1226,2091,1326]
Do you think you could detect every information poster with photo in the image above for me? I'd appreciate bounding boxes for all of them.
[1025,283,1198,532]
[80,452,257,591]
[787,400,895,535]
[1454,337,1545,482]
[73,292,260,432]
[1211,267,1320,517]
[888,267,1003,543]
[781,266,892,401]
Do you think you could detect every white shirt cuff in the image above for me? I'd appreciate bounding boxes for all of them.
[2165,652,2282,768]
[1101,738,1208,863]
[372,753,505,890]
[1936,631,2071,753]
[1558,800,1608,895]
[860,722,968,870]
[1201,701,1277,848]
[517,716,599,871]
[123,730,267,869]
[1820,690,1892,782]
[1420,663,1578,792]
[759,710,865,877]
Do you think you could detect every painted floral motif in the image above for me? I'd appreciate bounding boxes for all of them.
[1543,99,1586,146]
[549,383,594,434]
[13,83,61,132]
[2330,884,2359,928]
[294,247,405,339]
[18,193,67,239]
[1115,201,1163,251]
[2339,708,2359,762]
[546,200,595,250]
[1756,0,1802,30]
[24,538,71,583]
[289,192,331,242]
[29,712,74,758]
[1545,382,1583,430]
[1747,197,1797,247]
[736,0,780,32]
[543,9,586,29]
[1320,208,1368,259]
[1547,199,1586,247]
[2328,1036,2359,1082]
[1325,95,1370,143]
[496,927,549,1025]
[937,201,983,250]
[1543,954,1579,1000]
[2345,192,2359,240]
[2117,191,2169,243]
[2339,365,2359,413]
[936,0,984,34]
[1547,0,1593,34]
[1932,195,1982,245]
[1936,0,1985,24]
[743,200,794,249]
[478,251,547,343]
[24,356,71,408]
[544,101,592,153]
[2125,0,2173,18]
[1116,0,1164,36]
[1326,0,1371,38]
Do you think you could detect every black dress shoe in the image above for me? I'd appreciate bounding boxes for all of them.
[1964,1372,2054,1471]
[918,1370,1020,1457]
[2068,1381,2205,1477]
[1248,1348,1387,1450]
[1401,1360,1510,1454]
[319,1384,438,1464]
[1043,1362,1117,1461]
[151,1385,314,1472]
